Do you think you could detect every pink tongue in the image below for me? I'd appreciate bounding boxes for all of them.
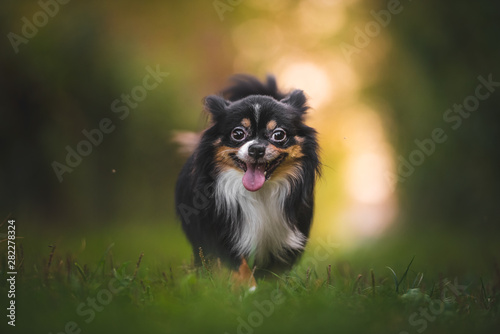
[242,163,266,191]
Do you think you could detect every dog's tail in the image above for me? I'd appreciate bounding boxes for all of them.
[172,131,201,157]
[221,74,286,102]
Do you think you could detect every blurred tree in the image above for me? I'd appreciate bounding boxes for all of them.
[0,1,231,226]
[2,0,499,234]
[0,5,128,224]
[372,0,500,229]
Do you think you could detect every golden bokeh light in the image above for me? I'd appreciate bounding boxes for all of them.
[228,0,398,245]
[278,61,333,109]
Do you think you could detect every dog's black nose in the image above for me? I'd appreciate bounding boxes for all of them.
[248,143,266,159]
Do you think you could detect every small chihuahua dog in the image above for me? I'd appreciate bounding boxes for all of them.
[175,75,320,275]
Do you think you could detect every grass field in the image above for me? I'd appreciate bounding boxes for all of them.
[1,221,499,334]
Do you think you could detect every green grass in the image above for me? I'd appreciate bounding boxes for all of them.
[1,222,499,334]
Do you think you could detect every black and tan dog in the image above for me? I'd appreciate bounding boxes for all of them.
[175,75,320,277]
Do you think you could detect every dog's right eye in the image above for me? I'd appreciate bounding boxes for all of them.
[231,127,247,142]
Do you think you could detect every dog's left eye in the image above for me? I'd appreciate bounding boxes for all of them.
[271,128,287,143]
[231,127,247,142]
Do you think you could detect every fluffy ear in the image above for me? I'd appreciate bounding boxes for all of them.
[204,95,231,119]
[280,89,308,112]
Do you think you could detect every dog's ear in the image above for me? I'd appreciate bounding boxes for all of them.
[204,95,231,120]
[280,90,308,113]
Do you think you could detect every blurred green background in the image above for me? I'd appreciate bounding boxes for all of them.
[2,0,500,249]
[2,0,499,238]
[1,0,500,333]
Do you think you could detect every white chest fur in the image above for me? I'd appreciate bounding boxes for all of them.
[215,169,306,265]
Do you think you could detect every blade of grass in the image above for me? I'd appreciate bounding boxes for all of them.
[74,262,87,282]
[386,266,399,291]
[352,274,363,295]
[480,277,489,309]
[132,252,144,281]
[398,256,415,293]
[412,272,424,289]
[90,243,115,280]
[47,245,56,269]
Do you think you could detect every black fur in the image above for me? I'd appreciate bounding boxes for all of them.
[175,75,320,273]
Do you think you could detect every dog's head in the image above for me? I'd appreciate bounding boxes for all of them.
[204,90,317,191]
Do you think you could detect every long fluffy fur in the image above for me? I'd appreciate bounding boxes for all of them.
[175,74,320,274]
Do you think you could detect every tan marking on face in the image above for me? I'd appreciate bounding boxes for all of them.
[294,136,305,144]
[285,144,304,159]
[266,144,304,160]
[214,146,240,171]
[265,143,304,180]
[241,118,251,128]
[213,138,222,146]
[267,120,277,131]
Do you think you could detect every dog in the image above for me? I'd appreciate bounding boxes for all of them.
[175,75,320,277]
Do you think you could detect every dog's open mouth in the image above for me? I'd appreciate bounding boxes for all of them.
[230,154,286,191]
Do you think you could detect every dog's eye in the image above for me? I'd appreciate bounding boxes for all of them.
[231,127,247,142]
[271,128,287,143]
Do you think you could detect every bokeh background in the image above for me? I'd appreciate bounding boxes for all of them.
[1,0,500,309]
[2,0,500,333]
[2,0,499,240]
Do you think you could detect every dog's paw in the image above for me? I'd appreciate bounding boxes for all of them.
[232,258,257,291]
